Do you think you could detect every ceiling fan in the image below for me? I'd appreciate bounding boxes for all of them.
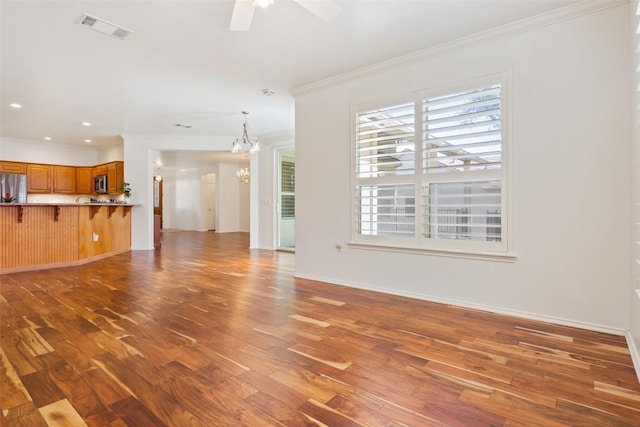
[230,0,341,31]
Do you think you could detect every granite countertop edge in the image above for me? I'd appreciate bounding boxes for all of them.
[0,203,138,207]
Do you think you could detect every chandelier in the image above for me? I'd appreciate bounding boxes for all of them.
[153,162,162,182]
[231,111,260,154]
[237,168,250,183]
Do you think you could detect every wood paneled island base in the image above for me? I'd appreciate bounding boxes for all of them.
[0,204,132,274]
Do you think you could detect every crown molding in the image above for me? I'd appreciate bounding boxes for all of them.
[291,0,628,96]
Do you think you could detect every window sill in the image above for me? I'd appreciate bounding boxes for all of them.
[348,242,516,263]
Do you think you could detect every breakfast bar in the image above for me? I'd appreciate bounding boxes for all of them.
[0,203,133,274]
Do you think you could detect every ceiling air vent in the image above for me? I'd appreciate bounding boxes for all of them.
[79,13,132,39]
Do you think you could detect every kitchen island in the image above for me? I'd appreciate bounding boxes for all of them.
[0,203,133,274]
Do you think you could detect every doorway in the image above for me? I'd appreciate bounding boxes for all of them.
[153,177,163,248]
[277,150,295,250]
[153,177,163,226]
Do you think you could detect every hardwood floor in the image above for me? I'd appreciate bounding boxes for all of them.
[1,231,640,426]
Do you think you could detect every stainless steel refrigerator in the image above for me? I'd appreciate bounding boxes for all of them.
[0,173,27,203]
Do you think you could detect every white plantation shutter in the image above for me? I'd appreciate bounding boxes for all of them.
[422,180,502,242]
[423,84,502,173]
[357,184,415,237]
[353,75,508,254]
[281,159,295,218]
[356,101,415,179]
[422,83,504,244]
[355,100,417,239]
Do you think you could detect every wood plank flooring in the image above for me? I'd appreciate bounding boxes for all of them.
[1,230,640,426]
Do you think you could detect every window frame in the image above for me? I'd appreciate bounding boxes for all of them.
[350,73,513,260]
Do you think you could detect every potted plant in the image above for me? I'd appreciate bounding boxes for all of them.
[120,181,132,201]
[1,192,15,203]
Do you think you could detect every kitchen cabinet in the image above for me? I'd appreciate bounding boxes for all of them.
[52,166,76,194]
[107,161,124,194]
[27,164,52,193]
[4,161,124,195]
[93,164,107,177]
[76,167,93,194]
[0,161,26,173]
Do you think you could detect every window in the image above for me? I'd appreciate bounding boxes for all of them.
[353,75,509,255]
[280,158,295,219]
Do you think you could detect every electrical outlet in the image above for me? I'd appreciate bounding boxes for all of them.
[335,244,342,252]
[92,232,99,242]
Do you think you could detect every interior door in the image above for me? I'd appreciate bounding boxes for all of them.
[205,173,216,231]
[153,178,163,228]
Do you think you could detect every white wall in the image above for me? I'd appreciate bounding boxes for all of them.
[97,141,124,164]
[170,168,203,230]
[160,169,176,228]
[239,177,250,232]
[216,163,241,232]
[629,0,640,378]
[216,162,252,233]
[258,146,277,249]
[0,137,100,165]
[294,5,630,332]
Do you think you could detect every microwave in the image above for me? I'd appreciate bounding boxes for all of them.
[94,174,108,193]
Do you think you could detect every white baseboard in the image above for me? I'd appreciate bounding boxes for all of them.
[293,272,627,337]
[627,331,640,384]
[0,248,131,275]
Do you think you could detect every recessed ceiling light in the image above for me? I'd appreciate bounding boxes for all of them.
[84,139,92,143]
[44,136,52,141]
[82,122,91,127]
[10,103,22,109]
[79,13,132,39]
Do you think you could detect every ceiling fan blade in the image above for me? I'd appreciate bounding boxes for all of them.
[230,0,255,31]
[294,0,341,22]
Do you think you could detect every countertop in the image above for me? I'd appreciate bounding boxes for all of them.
[0,202,134,207]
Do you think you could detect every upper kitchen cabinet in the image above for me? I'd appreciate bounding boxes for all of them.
[0,161,26,174]
[27,164,52,193]
[6,161,124,195]
[93,164,107,177]
[106,161,124,194]
[76,167,93,194]
[52,166,76,194]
